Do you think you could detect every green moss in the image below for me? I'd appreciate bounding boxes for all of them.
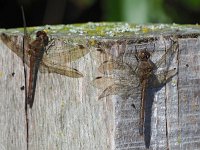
[2,22,200,39]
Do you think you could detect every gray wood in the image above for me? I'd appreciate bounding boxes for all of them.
[0,23,200,150]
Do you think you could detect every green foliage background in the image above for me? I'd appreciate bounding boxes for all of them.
[102,0,200,24]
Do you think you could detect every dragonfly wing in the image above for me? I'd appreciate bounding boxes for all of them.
[98,84,127,100]
[0,33,30,66]
[98,60,140,87]
[150,68,177,88]
[90,47,114,63]
[92,76,134,100]
[43,44,89,65]
[92,76,118,89]
[155,41,178,69]
[40,62,83,78]
[40,43,89,77]
[98,60,131,74]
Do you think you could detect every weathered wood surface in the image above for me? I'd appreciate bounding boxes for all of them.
[0,23,200,150]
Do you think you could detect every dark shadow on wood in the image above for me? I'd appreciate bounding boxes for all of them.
[144,88,154,148]
[144,77,176,148]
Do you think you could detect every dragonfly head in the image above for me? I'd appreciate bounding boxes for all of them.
[137,50,150,61]
[36,30,49,46]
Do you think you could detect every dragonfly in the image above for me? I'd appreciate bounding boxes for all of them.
[0,29,89,108]
[92,39,178,135]
[26,30,49,108]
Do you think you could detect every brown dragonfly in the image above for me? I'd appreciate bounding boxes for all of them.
[0,30,89,108]
[26,30,49,108]
[92,39,178,135]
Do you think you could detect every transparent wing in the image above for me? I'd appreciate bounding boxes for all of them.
[98,60,140,87]
[40,61,83,78]
[98,84,127,100]
[43,44,89,65]
[40,44,90,77]
[150,68,177,88]
[91,54,140,99]
[155,40,178,69]
[92,76,118,89]
[0,33,30,66]
[90,47,115,63]
[98,59,133,75]
[92,76,133,100]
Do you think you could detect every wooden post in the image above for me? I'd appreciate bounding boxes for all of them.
[0,23,200,150]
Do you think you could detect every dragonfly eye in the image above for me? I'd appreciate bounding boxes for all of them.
[36,31,42,37]
[145,54,150,59]
[144,51,150,59]
[36,30,47,38]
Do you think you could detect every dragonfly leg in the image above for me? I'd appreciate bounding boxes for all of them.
[45,38,55,54]
[134,45,140,62]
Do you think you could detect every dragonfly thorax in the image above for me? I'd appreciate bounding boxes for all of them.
[137,61,154,82]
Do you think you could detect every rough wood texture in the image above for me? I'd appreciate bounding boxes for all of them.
[0,23,200,150]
